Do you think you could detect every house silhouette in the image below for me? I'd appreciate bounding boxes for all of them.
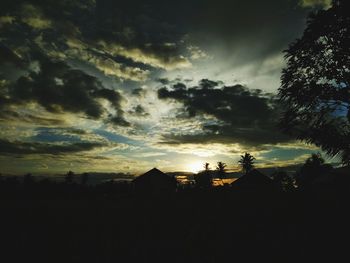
[133,168,177,193]
[231,169,274,190]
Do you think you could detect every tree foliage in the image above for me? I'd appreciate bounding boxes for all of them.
[204,162,210,171]
[278,0,350,164]
[238,153,255,174]
[296,153,333,189]
[216,162,227,179]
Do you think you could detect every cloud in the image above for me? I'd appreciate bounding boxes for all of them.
[99,41,192,70]
[299,0,332,8]
[31,127,108,145]
[92,57,149,82]
[158,79,290,146]
[7,56,126,119]
[66,44,150,82]
[0,44,25,68]
[0,15,15,28]
[0,52,132,127]
[131,87,147,97]
[0,109,66,126]
[138,152,166,158]
[0,1,153,83]
[20,4,52,29]
[109,116,131,127]
[128,105,150,117]
[187,45,208,60]
[0,0,322,173]
[0,139,105,155]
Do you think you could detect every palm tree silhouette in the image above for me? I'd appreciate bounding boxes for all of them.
[238,153,255,174]
[195,163,212,188]
[204,162,210,171]
[216,162,227,179]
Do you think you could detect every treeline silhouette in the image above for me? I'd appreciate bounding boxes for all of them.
[1,154,350,262]
[0,171,134,200]
[1,152,348,200]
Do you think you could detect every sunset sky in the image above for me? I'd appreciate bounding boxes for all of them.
[0,0,334,175]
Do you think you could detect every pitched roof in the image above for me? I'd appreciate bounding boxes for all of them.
[133,168,177,193]
[232,169,272,187]
[133,168,173,183]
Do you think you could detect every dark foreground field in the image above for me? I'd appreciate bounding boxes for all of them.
[1,188,350,263]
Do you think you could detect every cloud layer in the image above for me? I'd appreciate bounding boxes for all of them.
[158,79,290,147]
[0,0,325,173]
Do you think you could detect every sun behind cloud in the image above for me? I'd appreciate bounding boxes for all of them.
[186,161,204,173]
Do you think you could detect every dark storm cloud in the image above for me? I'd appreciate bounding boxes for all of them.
[0,0,317,124]
[128,105,150,117]
[1,0,310,73]
[161,126,289,148]
[92,88,124,113]
[94,0,188,44]
[10,63,101,118]
[1,54,129,125]
[158,79,290,146]
[94,0,309,73]
[0,139,105,155]
[0,0,325,172]
[131,88,145,97]
[109,116,131,127]
[187,0,309,62]
[157,78,170,85]
[0,45,28,83]
[0,0,314,79]
[0,0,195,86]
[93,0,310,64]
[0,44,24,68]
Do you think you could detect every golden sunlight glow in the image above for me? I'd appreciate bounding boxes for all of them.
[186,161,204,173]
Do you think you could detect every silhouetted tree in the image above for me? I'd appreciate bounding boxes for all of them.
[65,170,74,184]
[238,153,255,174]
[195,163,212,188]
[279,0,350,164]
[204,162,210,172]
[296,153,333,189]
[216,162,227,179]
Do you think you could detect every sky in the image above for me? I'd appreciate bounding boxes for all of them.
[0,0,333,175]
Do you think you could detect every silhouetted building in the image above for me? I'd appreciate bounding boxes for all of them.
[133,168,177,193]
[231,169,273,190]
